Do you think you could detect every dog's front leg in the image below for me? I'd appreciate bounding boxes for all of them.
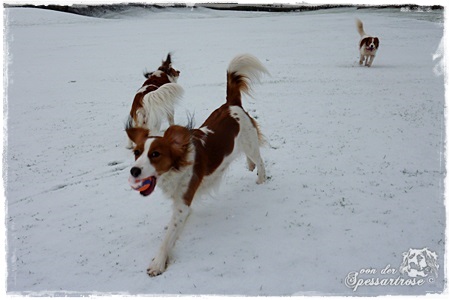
[366,55,375,67]
[359,54,365,65]
[147,201,191,277]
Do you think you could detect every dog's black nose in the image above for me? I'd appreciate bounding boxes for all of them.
[130,167,142,178]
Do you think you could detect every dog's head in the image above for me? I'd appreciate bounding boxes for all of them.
[360,37,379,52]
[399,248,439,278]
[144,53,181,83]
[126,126,192,196]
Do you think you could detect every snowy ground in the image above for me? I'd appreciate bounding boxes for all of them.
[3,5,446,296]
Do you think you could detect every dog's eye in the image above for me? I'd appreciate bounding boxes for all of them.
[150,151,160,158]
[133,150,141,156]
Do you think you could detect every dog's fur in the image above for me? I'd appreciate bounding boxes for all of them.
[126,54,268,276]
[356,19,380,67]
[127,53,183,148]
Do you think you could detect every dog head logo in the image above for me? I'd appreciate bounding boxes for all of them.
[399,248,439,278]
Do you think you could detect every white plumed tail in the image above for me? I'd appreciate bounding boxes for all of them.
[226,54,269,107]
[356,18,366,37]
[137,83,184,135]
[227,54,269,97]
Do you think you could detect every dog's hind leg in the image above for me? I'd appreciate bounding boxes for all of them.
[240,123,266,184]
[231,106,266,184]
[246,157,256,172]
[244,144,266,184]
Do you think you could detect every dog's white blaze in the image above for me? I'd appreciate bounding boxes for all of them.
[130,138,157,182]
[365,38,376,50]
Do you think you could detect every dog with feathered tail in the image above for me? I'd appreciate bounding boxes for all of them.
[356,19,380,67]
[127,53,184,148]
[126,54,269,276]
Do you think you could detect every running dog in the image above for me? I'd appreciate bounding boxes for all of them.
[126,54,268,276]
[356,19,380,67]
[127,53,183,148]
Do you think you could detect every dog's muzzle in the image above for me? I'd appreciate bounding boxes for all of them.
[129,167,157,196]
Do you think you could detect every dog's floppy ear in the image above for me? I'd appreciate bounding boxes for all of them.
[374,37,380,48]
[126,127,150,146]
[164,125,190,151]
[163,125,192,169]
[360,37,370,48]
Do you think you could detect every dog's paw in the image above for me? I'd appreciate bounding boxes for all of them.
[256,167,267,184]
[147,257,168,277]
[256,174,266,184]
[147,267,164,277]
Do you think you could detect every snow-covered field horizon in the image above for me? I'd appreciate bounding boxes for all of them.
[3,5,447,296]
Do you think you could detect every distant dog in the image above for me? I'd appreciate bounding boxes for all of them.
[127,53,183,148]
[126,54,268,276]
[356,19,380,67]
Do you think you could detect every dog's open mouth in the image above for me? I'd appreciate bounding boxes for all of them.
[130,176,157,196]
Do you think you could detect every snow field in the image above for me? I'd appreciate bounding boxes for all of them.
[4,6,446,296]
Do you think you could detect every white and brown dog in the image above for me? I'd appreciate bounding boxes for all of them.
[126,54,268,276]
[356,19,380,67]
[127,53,183,148]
